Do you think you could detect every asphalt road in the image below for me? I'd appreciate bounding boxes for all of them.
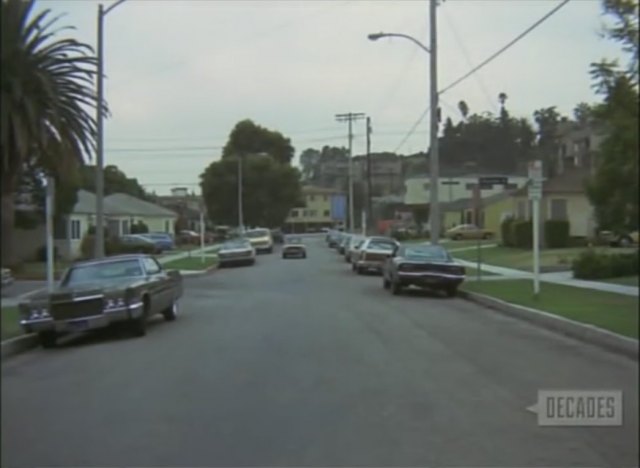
[2,235,638,467]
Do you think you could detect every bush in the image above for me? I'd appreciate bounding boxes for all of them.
[35,245,58,262]
[568,236,589,248]
[130,221,149,234]
[511,220,533,248]
[501,217,515,246]
[544,220,570,248]
[572,249,639,279]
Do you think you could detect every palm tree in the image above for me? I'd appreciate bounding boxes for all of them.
[1,0,100,264]
[498,92,508,108]
[457,100,469,120]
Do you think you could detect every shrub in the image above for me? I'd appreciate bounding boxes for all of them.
[501,217,515,246]
[572,249,639,279]
[568,236,589,247]
[544,220,570,248]
[511,220,533,248]
[130,221,149,234]
[35,245,58,262]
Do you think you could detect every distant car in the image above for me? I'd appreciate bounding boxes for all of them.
[445,224,494,241]
[178,230,200,244]
[282,235,307,259]
[337,234,352,255]
[344,235,366,263]
[18,254,183,348]
[353,237,399,274]
[382,244,465,297]
[119,234,162,254]
[327,230,342,248]
[1,267,14,288]
[244,228,274,253]
[271,228,284,244]
[598,230,639,247]
[217,239,256,267]
[139,232,175,251]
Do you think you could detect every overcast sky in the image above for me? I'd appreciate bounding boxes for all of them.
[41,0,622,195]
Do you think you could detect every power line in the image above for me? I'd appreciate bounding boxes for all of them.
[439,0,571,95]
[393,106,430,154]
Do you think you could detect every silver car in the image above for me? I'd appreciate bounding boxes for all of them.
[217,239,256,267]
[344,235,366,263]
[353,237,399,274]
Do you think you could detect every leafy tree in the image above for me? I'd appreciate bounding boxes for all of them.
[458,100,469,120]
[222,119,294,164]
[573,102,597,124]
[586,0,639,232]
[201,154,303,228]
[1,0,99,264]
[299,148,320,181]
[532,106,563,176]
[79,164,151,200]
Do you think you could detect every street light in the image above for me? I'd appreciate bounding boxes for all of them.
[95,0,127,258]
[368,0,441,244]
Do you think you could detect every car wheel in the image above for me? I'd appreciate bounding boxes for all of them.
[162,301,177,322]
[267,247,273,254]
[352,263,357,272]
[454,234,462,241]
[383,277,390,289]
[130,300,149,337]
[482,233,491,240]
[282,254,287,259]
[356,266,363,275]
[39,331,57,348]
[619,236,632,247]
[446,286,458,298]
[391,279,403,295]
[302,253,307,259]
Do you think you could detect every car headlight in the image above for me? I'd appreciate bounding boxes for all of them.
[105,297,126,310]
[29,308,50,320]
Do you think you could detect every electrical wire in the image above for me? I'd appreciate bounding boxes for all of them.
[439,0,571,95]
[393,106,431,154]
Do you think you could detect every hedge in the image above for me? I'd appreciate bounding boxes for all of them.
[501,218,515,246]
[544,220,570,248]
[572,249,639,279]
[510,220,533,248]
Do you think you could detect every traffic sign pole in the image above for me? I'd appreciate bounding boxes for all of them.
[528,160,543,299]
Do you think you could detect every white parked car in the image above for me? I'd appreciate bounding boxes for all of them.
[352,237,399,274]
[244,228,274,254]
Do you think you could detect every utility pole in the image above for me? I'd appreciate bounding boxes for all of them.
[237,154,244,233]
[335,112,365,232]
[95,4,105,258]
[366,117,373,235]
[429,0,441,244]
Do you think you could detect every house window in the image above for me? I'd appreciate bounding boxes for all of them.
[465,210,473,224]
[308,195,315,202]
[323,195,328,202]
[308,210,317,217]
[70,219,82,240]
[550,199,568,221]
[423,182,430,190]
[323,210,330,217]
[290,210,299,218]
[165,220,170,232]
[122,219,130,235]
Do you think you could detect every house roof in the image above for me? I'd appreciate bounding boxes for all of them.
[71,190,177,217]
[441,190,515,212]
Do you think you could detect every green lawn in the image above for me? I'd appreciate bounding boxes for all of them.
[163,256,218,271]
[453,246,637,272]
[600,275,639,287]
[463,279,639,338]
[463,266,498,278]
[1,307,23,341]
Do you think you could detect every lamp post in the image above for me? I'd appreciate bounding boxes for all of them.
[95,0,127,258]
[368,0,441,243]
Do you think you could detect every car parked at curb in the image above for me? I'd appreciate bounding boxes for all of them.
[18,254,183,348]
[217,238,256,267]
[352,237,399,274]
[337,233,352,255]
[282,235,307,259]
[344,235,366,263]
[382,244,465,297]
[445,224,494,241]
[140,232,175,251]
[244,228,274,253]
[119,234,162,254]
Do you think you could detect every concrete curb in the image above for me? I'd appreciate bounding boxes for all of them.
[179,263,219,277]
[1,333,39,361]
[459,290,639,360]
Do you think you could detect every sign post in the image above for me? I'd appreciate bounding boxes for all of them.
[528,161,543,298]
[200,208,205,264]
[46,177,55,292]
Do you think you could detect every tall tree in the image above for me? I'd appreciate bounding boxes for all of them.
[586,0,639,232]
[1,0,99,264]
[532,106,562,176]
[79,165,151,200]
[457,100,469,120]
[222,119,294,164]
[299,148,321,181]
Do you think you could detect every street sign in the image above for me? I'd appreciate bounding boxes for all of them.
[528,160,543,181]
[529,180,542,200]
[442,180,460,185]
[479,176,508,186]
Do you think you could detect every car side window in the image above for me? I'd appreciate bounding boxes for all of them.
[143,257,161,275]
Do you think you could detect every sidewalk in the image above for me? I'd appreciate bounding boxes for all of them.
[455,258,639,297]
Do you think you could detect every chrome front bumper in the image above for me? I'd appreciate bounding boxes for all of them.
[397,271,465,285]
[20,302,145,334]
[356,260,384,271]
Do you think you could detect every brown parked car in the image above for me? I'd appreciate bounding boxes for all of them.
[445,224,494,241]
[18,254,183,348]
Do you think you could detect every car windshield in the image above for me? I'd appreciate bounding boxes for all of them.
[223,240,250,249]
[286,236,303,244]
[367,241,396,251]
[245,229,269,238]
[63,259,144,286]
[403,246,450,262]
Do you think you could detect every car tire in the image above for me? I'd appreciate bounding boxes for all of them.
[383,277,390,289]
[162,301,178,322]
[391,279,403,295]
[39,331,57,348]
[130,301,149,337]
[302,253,307,259]
[352,263,357,272]
[454,234,462,241]
[483,233,491,240]
[267,247,273,254]
[356,266,363,275]
[445,286,458,298]
[619,236,632,247]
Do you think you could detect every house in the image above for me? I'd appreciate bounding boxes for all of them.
[441,191,516,237]
[284,186,346,232]
[510,167,595,240]
[55,190,178,260]
[155,187,205,232]
[352,154,404,196]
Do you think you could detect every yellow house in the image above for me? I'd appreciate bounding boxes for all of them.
[284,186,345,232]
[510,168,595,237]
[441,191,515,238]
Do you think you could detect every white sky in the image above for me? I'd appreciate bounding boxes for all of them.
[40,0,623,194]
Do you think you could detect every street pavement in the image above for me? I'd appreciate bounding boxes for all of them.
[2,235,638,467]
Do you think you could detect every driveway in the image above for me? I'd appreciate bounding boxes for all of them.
[2,236,637,466]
